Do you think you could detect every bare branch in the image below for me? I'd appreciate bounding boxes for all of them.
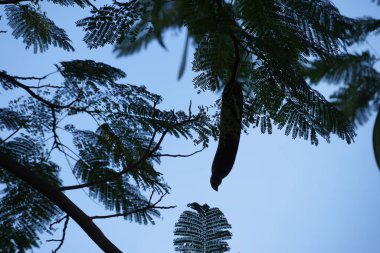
[51,109,62,151]
[83,0,98,11]
[12,71,59,81]
[49,215,68,230]
[0,71,80,109]
[91,192,176,220]
[188,100,192,118]
[27,84,63,89]
[154,147,205,158]
[0,124,24,146]
[47,215,70,253]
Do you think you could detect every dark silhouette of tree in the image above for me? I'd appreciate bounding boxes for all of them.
[1,0,379,252]
[173,203,232,253]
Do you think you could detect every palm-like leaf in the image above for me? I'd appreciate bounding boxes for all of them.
[174,203,232,253]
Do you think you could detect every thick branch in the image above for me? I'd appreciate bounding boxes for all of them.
[0,151,123,253]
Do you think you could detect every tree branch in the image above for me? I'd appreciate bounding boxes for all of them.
[51,108,63,151]
[59,116,200,191]
[83,0,98,11]
[49,215,69,230]
[0,124,24,145]
[47,215,70,253]
[0,151,123,253]
[0,0,29,4]
[0,71,80,109]
[153,147,205,158]
[91,192,176,220]
[12,70,59,81]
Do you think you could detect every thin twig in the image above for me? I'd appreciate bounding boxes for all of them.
[0,71,80,109]
[47,215,70,253]
[91,192,176,220]
[0,124,24,146]
[57,143,82,161]
[0,115,30,146]
[188,100,192,118]
[25,84,63,89]
[49,215,68,230]
[83,0,98,11]
[12,71,59,81]
[154,147,205,158]
[51,109,62,151]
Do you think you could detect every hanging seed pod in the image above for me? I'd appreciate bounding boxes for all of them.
[210,81,243,191]
[373,109,380,170]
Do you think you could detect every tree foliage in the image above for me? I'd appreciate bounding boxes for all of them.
[173,203,232,253]
[302,2,380,168]
[5,4,74,53]
[0,60,214,251]
[1,0,380,251]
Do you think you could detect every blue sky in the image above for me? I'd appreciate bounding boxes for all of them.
[1,1,380,252]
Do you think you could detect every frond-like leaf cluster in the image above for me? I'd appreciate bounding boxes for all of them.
[0,137,62,252]
[0,108,26,131]
[72,123,167,224]
[305,51,380,125]
[174,202,232,253]
[76,1,146,49]
[5,4,74,53]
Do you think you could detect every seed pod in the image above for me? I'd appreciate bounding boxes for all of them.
[210,81,243,191]
[373,109,380,170]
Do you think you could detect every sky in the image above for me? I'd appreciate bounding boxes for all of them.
[1,1,380,253]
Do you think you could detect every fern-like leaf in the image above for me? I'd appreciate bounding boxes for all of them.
[5,4,74,53]
[76,2,144,49]
[0,108,26,131]
[174,203,232,253]
[305,51,380,124]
